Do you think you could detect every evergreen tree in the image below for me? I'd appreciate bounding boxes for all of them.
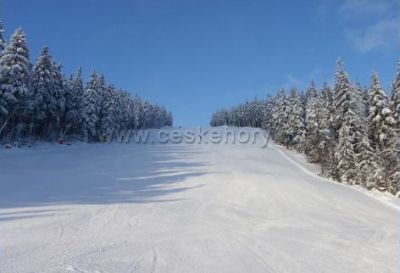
[305,81,318,102]
[82,72,100,141]
[335,120,357,183]
[334,83,364,183]
[287,88,305,151]
[362,87,370,119]
[116,90,131,130]
[320,82,335,174]
[142,101,152,129]
[331,59,352,180]
[209,59,399,195]
[304,81,320,161]
[0,22,6,126]
[0,23,172,142]
[133,95,143,129]
[65,68,84,135]
[368,72,399,193]
[333,59,351,141]
[369,73,388,150]
[30,48,65,139]
[30,47,54,136]
[0,21,6,53]
[391,60,400,129]
[50,62,66,137]
[272,89,290,146]
[95,74,107,132]
[99,84,117,136]
[353,83,367,146]
[166,111,173,126]
[355,135,379,189]
[304,82,332,175]
[0,28,31,137]
[261,95,274,130]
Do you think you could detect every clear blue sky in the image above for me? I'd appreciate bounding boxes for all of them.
[2,0,399,126]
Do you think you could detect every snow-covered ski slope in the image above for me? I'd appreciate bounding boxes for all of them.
[1,127,399,273]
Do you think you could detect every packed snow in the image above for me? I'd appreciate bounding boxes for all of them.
[1,128,399,273]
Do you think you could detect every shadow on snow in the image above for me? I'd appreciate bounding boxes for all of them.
[0,143,215,220]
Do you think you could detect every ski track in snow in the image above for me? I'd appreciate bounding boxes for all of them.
[0,127,399,273]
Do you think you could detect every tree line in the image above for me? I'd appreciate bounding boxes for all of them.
[211,60,400,195]
[0,22,173,144]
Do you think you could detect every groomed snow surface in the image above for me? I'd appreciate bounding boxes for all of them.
[1,127,399,273]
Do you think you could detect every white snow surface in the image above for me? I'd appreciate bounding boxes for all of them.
[1,127,399,273]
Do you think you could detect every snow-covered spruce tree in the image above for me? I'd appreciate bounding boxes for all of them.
[236,104,246,127]
[116,90,131,130]
[95,74,107,132]
[242,102,250,126]
[261,95,274,130]
[334,85,366,184]
[0,28,32,138]
[153,105,163,128]
[125,92,135,129]
[152,104,161,128]
[355,135,379,189]
[30,47,65,139]
[236,105,244,126]
[114,90,124,130]
[304,81,320,161]
[333,59,351,141]
[305,81,318,103]
[312,83,334,175]
[162,107,171,127]
[362,87,370,118]
[345,83,373,187]
[224,106,233,126]
[249,99,264,128]
[132,95,143,129]
[369,73,391,148]
[0,86,6,123]
[335,118,357,183]
[141,100,153,129]
[320,82,335,174]
[155,105,164,128]
[210,109,226,126]
[0,21,6,53]
[166,111,173,126]
[229,106,237,126]
[209,111,217,126]
[368,72,399,194]
[352,83,368,151]
[82,72,101,141]
[391,60,400,130]
[158,105,172,128]
[51,62,66,138]
[287,88,305,151]
[0,22,5,122]
[299,90,307,121]
[126,97,135,129]
[272,89,290,146]
[30,47,54,137]
[99,84,117,137]
[331,59,352,180]
[304,81,333,175]
[232,105,241,126]
[321,82,333,120]
[65,68,84,135]
[333,83,365,184]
